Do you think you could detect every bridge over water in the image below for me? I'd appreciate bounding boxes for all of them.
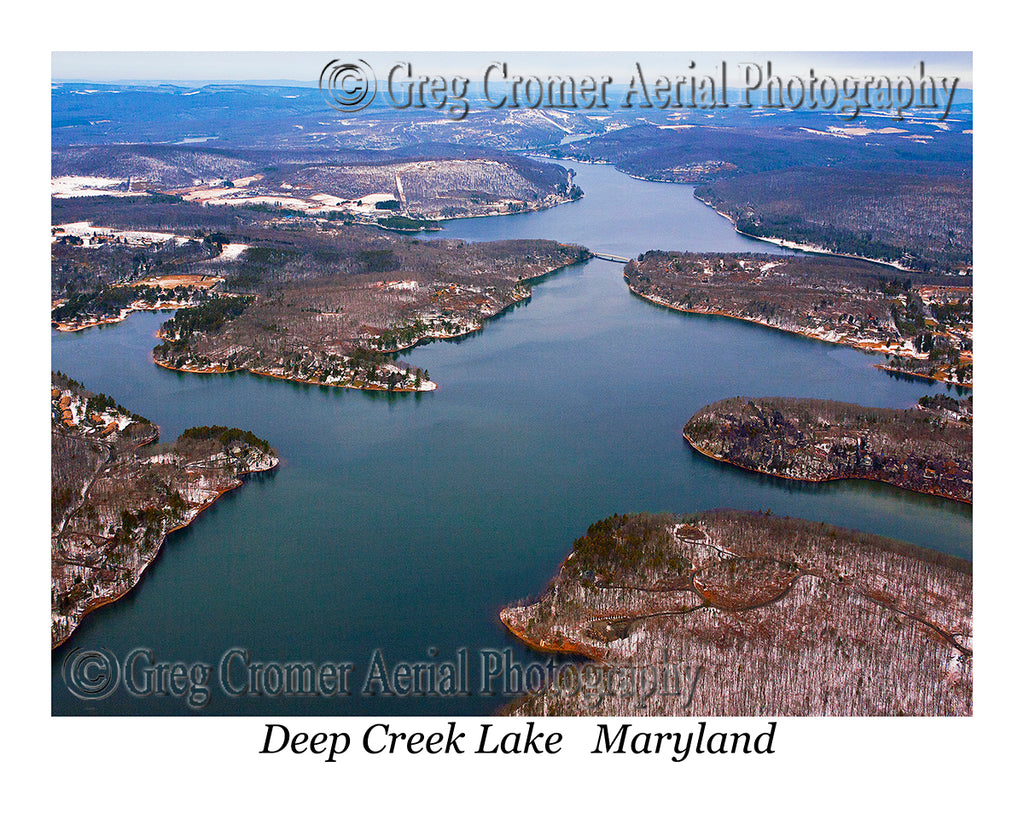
[592,252,631,264]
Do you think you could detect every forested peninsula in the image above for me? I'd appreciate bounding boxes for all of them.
[501,510,971,716]
[683,396,972,503]
[51,372,278,647]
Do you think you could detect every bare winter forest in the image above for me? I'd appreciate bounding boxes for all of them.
[501,511,971,716]
[696,168,971,272]
[683,396,972,502]
[551,116,972,272]
[51,372,278,647]
[626,251,972,385]
[52,144,579,220]
[51,191,590,391]
[150,232,589,390]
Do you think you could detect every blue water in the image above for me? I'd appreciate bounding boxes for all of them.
[52,160,970,715]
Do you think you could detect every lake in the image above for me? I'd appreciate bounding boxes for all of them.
[51,160,971,715]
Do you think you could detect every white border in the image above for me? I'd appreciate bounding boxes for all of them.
[9,1,1016,811]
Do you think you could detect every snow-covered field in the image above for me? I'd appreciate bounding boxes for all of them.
[51,176,140,198]
[217,243,249,261]
[52,221,183,246]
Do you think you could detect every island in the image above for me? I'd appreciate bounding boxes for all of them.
[682,395,972,503]
[625,251,972,385]
[51,372,278,648]
[500,510,971,716]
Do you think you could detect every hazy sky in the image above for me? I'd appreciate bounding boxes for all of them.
[52,51,973,87]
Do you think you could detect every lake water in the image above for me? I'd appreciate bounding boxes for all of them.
[52,160,971,715]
